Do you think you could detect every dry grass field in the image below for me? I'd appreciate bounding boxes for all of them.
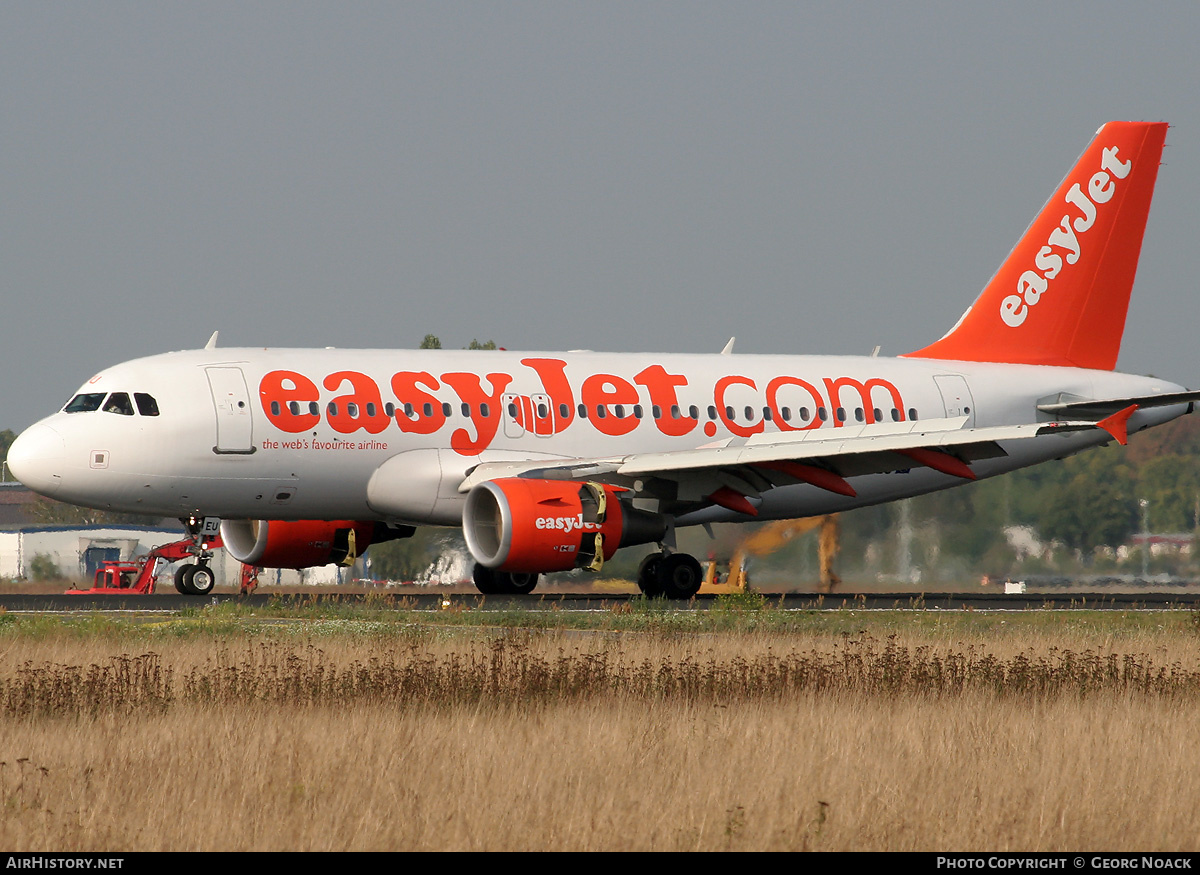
[2,611,1200,851]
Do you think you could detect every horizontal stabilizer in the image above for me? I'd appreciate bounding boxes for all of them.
[1037,391,1200,418]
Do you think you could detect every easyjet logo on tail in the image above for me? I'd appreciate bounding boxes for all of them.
[1000,145,1132,328]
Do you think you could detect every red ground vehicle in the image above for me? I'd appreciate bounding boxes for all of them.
[66,536,225,595]
[77,560,149,594]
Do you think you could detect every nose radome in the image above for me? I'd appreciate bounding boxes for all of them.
[6,424,66,497]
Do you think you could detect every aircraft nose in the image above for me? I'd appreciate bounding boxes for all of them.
[6,424,66,497]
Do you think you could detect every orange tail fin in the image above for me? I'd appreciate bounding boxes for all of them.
[904,121,1167,370]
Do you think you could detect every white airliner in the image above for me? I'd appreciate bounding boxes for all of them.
[9,121,1198,597]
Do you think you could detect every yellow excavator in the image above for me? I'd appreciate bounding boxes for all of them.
[702,515,840,593]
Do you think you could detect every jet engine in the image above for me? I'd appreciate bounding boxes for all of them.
[463,478,666,573]
[220,519,380,568]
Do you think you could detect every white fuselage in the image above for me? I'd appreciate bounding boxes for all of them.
[8,347,1188,528]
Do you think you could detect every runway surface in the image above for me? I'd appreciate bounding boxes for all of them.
[4,590,1200,613]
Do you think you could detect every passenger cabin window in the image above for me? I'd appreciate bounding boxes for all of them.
[103,393,134,416]
[64,393,105,413]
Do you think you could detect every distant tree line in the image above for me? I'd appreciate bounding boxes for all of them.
[0,429,14,481]
[419,334,497,350]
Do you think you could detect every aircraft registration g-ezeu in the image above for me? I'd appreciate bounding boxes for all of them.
[9,121,1198,597]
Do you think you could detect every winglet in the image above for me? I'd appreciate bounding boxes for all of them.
[1097,404,1138,445]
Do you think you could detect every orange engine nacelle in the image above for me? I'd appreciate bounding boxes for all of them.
[220,519,376,568]
[463,478,666,573]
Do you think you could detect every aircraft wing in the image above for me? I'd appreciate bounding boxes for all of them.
[458,410,1135,515]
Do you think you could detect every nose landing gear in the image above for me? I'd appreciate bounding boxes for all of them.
[171,514,221,595]
[174,562,216,595]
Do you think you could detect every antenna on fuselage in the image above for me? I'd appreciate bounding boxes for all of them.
[204,331,219,350]
[720,337,735,355]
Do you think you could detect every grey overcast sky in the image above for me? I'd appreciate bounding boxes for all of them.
[3,2,1200,430]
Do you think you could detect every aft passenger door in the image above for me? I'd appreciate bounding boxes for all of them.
[934,375,976,428]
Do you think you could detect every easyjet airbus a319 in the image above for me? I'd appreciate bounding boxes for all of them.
[9,121,1198,597]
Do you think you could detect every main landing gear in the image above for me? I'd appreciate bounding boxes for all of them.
[637,551,703,600]
[470,553,702,599]
[472,564,540,595]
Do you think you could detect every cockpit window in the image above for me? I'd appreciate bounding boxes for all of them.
[64,391,158,416]
[102,392,134,416]
[134,393,159,416]
[64,393,106,413]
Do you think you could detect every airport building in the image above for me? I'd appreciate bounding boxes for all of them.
[0,482,350,587]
